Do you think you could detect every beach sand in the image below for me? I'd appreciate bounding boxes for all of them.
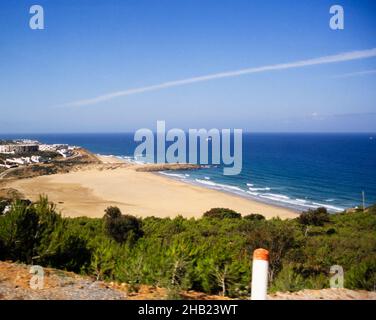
[4,156,298,219]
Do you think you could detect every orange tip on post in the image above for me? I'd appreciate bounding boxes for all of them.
[253,248,269,261]
[251,248,269,300]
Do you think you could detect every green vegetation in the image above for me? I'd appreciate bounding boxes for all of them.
[103,206,143,244]
[0,197,375,297]
[298,207,330,226]
[203,208,242,219]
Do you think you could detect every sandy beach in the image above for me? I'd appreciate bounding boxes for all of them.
[4,156,298,219]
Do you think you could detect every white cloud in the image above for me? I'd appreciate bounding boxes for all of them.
[332,69,376,78]
[61,48,376,107]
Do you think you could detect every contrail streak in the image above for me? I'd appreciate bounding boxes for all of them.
[332,69,376,78]
[61,48,376,107]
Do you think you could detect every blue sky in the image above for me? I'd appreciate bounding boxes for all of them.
[1,0,376,133]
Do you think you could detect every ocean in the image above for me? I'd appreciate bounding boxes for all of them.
[2,133,376,213]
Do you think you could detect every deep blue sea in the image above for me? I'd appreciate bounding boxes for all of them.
[2,133,376,213]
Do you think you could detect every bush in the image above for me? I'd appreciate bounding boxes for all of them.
[33,196,62,254]
[298,207,330,226]
[203,208,241,219]
[41,222,92,273]
[103,207,143,243]
[243,213,265,221]
[326,228,336,235]
[104,206,122,220]
[271,264,305,292]
[346,259,376,291]
[89,238,118,280]
[246,219,298,282]
[0,200,39,263]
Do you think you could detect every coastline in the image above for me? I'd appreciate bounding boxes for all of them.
[3,155,298,219]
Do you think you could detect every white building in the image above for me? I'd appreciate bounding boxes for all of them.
[57,149,74,158]
[39,144,69,152]
[0,144,39,154]
[31,155,41,163]
[6,158,26,165]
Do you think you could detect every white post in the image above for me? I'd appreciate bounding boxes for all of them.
[251,248,269,300]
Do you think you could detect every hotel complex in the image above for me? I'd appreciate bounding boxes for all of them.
[0,144,39,154]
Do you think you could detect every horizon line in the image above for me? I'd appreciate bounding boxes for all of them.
[1,131,376,135]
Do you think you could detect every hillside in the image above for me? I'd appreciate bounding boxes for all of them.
[1,261,375,300]
[0,261,230,300]
[1,198,375,299]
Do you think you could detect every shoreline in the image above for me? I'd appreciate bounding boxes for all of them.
[97,154,303,214]
[154,170,301,214]
[97,155,302,214]
[3,155,298,219]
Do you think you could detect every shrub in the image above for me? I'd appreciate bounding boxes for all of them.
[103,207,143,244]
[203,208,241,219]
[298,207,330,226]
[41,222,92,273]
[33,196,62,254]
[89,238,117,280]
[104,206,122,220]
[326,228,336,235]
[243,213,265,221]
[246,220,297,282]
[0,196,90,272]
[346,259,376,291]
[270,264,306,292]
[0,200,39,263]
